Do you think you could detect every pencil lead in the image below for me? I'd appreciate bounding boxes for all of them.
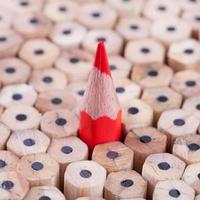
[94,41,111,76]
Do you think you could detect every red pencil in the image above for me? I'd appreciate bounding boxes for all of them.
[79,42,122,152]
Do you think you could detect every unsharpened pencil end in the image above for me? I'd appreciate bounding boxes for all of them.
[94,41,111,76]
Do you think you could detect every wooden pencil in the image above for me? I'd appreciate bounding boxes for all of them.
[172,134,200,164]
[1,105,41,131]
[7,129,50,157]
[24,186,66,200]
[168,39,200,71]
[158,109,199,151]
[48,136,88,189]
[79,42,122,152]
[0,122,11,150]
[0,57,31,86]
[104,170,147,200]
[78,3,117,29]
[64,160,107,200]
[125,127,167,173]
[19,39,60,69]
[0,150,19,172]
[153,180,195,200]
[92,141,134,173]
[0,170,29,199]
[125,38,165,64]
[142,153,186,198]
[40,109,79,138]
[17,153,60,188]
[35,89,77,113]
[182,162,200,195]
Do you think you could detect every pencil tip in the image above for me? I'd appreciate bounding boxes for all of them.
[94,42,111,76]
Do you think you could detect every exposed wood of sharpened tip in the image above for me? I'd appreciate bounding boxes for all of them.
[24,186,66,200]
[64,160,107,200]
[17,153,60,188]
[92,141,134,173]
[153,180,195,200]
[125,127,167,173]
[104,170,147,200]
[142,153,186,198]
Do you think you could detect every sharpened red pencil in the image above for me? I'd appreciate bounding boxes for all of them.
[79,42,122,152]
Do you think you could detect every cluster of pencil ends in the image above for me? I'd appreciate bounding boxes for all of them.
[0,0,200,199]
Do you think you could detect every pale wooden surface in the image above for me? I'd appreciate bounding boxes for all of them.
[142,153,186,198]
[64,160,106,200]
[182,162,200,195]
[0,0,199,199]
[125,127,167,173]
[17,153,60,188]
[92,141,134,173]
[153,180,195,200]
[173,134,200,164]
[24,186,66,200]
[104,170,147,200]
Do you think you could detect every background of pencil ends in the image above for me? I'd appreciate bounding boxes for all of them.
[0,0,199,199]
